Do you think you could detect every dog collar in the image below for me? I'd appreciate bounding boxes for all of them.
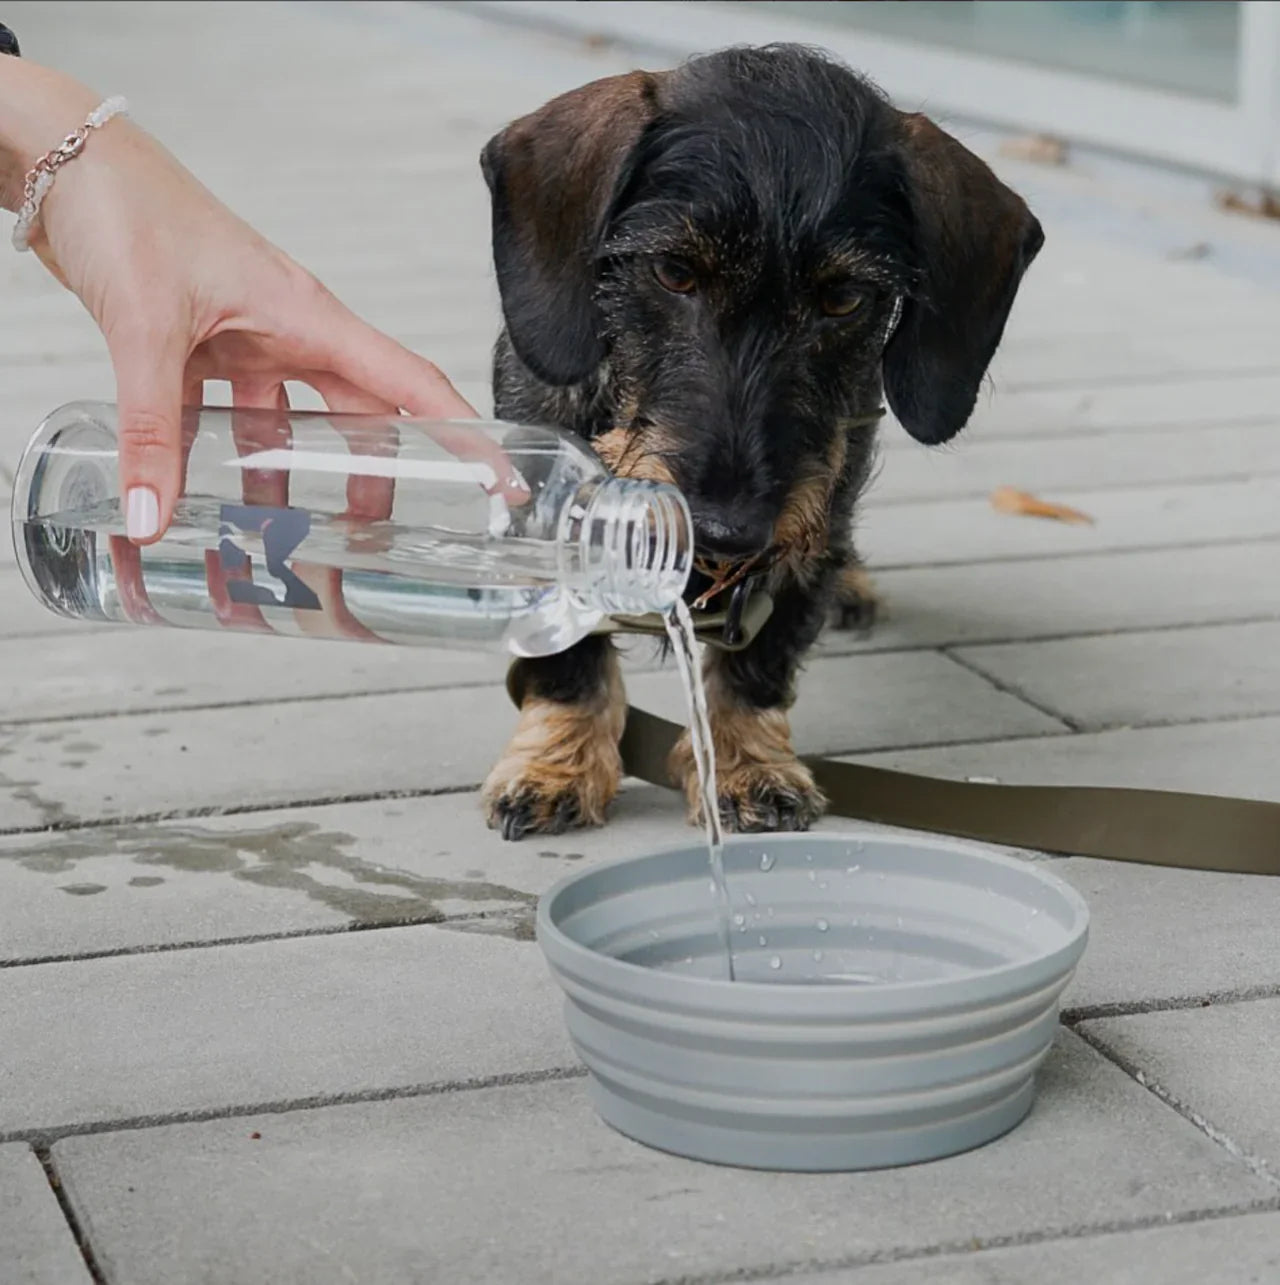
[586,405,887,653]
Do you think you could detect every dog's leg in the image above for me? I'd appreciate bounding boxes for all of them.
[669,583,827,834]
[482,636,626,841]
[828,557,879,633]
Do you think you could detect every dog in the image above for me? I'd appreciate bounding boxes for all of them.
[478,44,1042,840]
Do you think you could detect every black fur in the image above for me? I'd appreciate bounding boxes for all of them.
[481,44,1042,837]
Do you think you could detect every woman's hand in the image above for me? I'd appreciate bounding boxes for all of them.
[3,59,482,542]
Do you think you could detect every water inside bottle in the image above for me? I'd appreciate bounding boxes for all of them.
[17,494,598,653]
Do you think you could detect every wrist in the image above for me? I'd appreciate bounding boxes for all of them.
[0,59,100,211]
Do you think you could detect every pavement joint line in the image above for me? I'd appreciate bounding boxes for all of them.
[1064,985,1280,1025]
[936,649,1080,731]
[0,1066,589,1150]
[0,907,538,971]
[816,611,1280,659]
[1071,1024,1280,1191]
[874,415,1280,453]
[872,465,1280,508]
[33,1145,107,1285]
[641,1198,1280,1285]
[889,416,1280,452]
[869,532,1280,573]
[0,782,482,840]
[997,365,1280,393]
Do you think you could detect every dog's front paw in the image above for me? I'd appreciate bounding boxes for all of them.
[716,758,826,833]
[670,707,826,835]
[482,698,622,841]
[827,563,879,633]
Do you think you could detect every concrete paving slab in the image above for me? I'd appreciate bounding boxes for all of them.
[50,1033,1271,1285]
[851,714,1280,805]
[990,327,1280,388]
[0,1144,92,1285]
[1081,998,1280,1175]
[0,649,1060,833]
[1049,858,1280,1013]
[0,782,689,962]
[956,622,1280,730]
[1,924,572,1136]
[817,543,1280,654]
[0,627,507,723]
[873,421,1280,502]
[860,479,1280,569]
[912,373,1280,443]
[626,649,1065,754]
[778,1210,1280,1284]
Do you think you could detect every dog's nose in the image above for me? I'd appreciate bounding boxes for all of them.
[691,505,773,560]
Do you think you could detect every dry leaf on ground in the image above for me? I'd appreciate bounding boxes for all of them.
[998,134,1068,167]
[989,486,1094,526]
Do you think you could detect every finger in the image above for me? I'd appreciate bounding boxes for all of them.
[302,297,531,504]
[306,371,397,522]
[309,363,528,508]
[231,380,291,508]
[309,297,478,420]
[108,328,188,545]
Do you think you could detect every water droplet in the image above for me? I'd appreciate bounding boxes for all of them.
[759,853,775,872]
[684,956,694,965]
[818,881,828,891]
[732,913,746,927]
[744,891,757,906]
[813,949,824,963]
[846,864,861,875]
[758,935,768,946]
[1030,908,1040,917]
[896,916,904,928]
[816,918,829,932]
[807,870,817,883]
[805,853,814,863]
[769,955,782,970]
[708,879,717,895]
[649,930,660,940]
[752,911,761,921]
[766,906,775,917]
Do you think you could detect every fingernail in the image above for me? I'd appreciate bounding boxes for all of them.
[125,486,160,541]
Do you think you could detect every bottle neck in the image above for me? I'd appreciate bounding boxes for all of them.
[560,476,693,618]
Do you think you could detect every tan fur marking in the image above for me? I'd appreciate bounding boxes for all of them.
[834,562,877,610]
[771,431,848,580]
[482,649,626,833]
[668,662,825,833]
[592,425,678,485]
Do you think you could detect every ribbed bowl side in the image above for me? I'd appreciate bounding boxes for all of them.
[538,834,1089,1172]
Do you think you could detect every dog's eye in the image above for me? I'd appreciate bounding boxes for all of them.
[654,257,697,295]
[819,283,867,318]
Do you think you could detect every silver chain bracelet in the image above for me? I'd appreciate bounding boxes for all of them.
[12,95,129,252]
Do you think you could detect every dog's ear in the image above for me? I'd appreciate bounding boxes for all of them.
[883,113,1044,445]
[481,71,663,387]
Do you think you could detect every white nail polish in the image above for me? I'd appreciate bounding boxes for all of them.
[125,486,160,541]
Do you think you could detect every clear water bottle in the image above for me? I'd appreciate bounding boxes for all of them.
[11,402,693,657]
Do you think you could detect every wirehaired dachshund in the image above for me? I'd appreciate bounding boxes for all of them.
[478,44,1042,840]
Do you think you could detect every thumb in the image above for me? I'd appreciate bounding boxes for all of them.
[109,333,186,544]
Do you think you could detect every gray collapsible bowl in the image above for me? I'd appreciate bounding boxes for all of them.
[537,832,1089,1172]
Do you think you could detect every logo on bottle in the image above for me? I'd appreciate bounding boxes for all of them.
[217,504,321,611]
